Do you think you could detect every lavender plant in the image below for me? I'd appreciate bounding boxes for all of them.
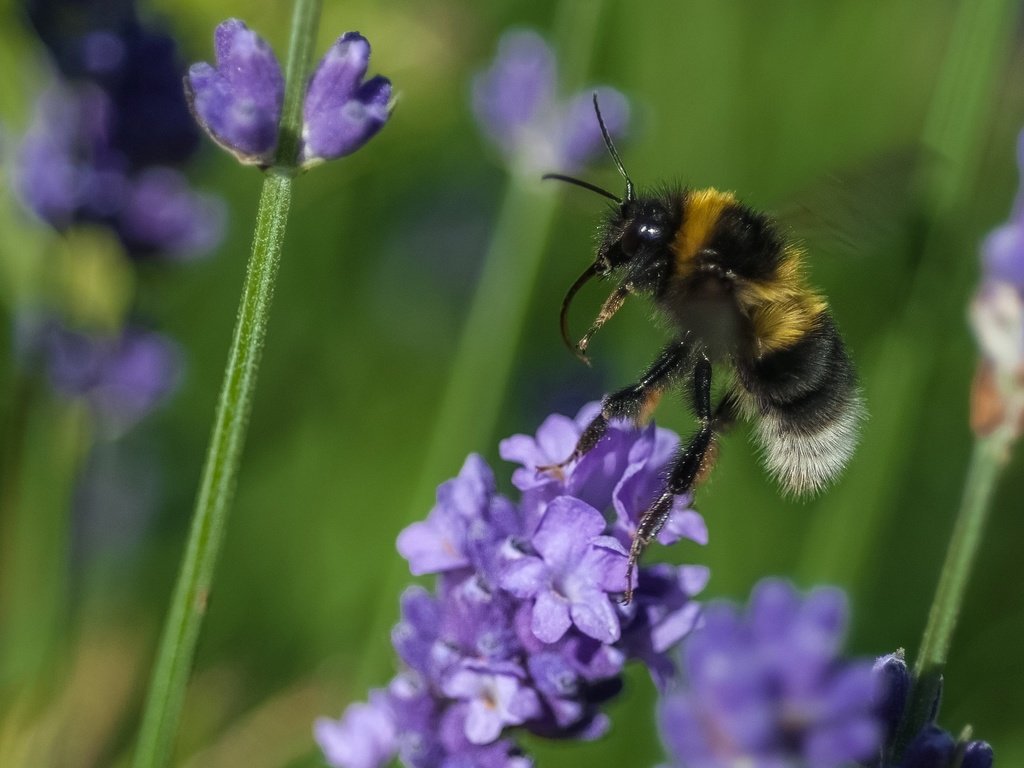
[318,404,708,767]
[318,404,998,768]
[132,6,393,766]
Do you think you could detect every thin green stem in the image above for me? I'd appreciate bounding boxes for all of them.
[275,0,323,168]
[412,176,560,506]
[132,2,320,765]
[894,430,1009,755]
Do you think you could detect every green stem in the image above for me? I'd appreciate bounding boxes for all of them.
[411,176,560,505]
[132,2,320,765]
[894,431,1009,755]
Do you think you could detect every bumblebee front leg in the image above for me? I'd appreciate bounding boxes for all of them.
[540,338,692,473]
[624,354,715,604]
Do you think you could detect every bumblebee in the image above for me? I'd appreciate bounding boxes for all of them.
[544,96,863,603]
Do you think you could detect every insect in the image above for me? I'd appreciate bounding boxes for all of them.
[542,96,863,603]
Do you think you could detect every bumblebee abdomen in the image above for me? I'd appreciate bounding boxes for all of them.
[736,313,862,496]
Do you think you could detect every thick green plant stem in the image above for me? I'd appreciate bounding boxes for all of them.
[132,1,320,764]
[894,431,1008,755]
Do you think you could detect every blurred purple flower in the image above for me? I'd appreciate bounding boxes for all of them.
[31,320,181,434]
[659,579,883,768]
[16,81,223,260]
[472,29,629,174]
[118,167,225,259]
[301,32,393,166]
[52,324,181,426]
[317,406,707,767]
[971,127,1024,437]
[315,692,398,768]
[186,19,284,165]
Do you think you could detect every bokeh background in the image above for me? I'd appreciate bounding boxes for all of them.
[1,0,1023,765]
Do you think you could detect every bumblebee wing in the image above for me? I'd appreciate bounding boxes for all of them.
[736,313,864,496]
[768,145,923,263]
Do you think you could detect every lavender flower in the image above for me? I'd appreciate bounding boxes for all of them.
[970,126,1024,437]
[315,692,398,768]
[186,19,284,165]
[187,21,392,168]
[24,319,182,435]
[301,32,393,165]
[317,406,707,767]
[871,652,994,768]
[658,579,883,768]
[472,29,629,175]
[16,79,222,259]
[500,497,626,644]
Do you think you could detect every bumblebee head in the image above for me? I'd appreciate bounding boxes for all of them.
[544,95,676,363]
[597,196,677,289]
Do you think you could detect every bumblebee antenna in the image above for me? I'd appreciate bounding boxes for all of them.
[542,173,622,204]
[592,92,634,202]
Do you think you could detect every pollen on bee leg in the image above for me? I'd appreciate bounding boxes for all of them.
[693,437,720,487]
[637,388,664,425]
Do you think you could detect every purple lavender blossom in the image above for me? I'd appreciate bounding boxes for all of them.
[981,130,1024,289]
[315,692,398,768]
[186,19,284,165]
[658,579,883,768]
[186,21,392,168]
[16,82,223,260]
[499,402,706,552]
[118,167,225,260]
[973,126,1024,376]
[318,406,707,767]
[471,29,629,174]
[971,127,1024,436]
[32,320,182,434]
[301,32,393,166]
[500,497,626,644]
[442,662,541,743]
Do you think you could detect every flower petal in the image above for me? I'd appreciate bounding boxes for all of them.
[186,19,283,163]
[301,32,392,164]
[531,589,571,643]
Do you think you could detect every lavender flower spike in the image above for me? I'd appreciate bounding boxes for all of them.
[301,32,393,167]
[186,19,284,165]
[659,578,883,768]
[315,691,397,768]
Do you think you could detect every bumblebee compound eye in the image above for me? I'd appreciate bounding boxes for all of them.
[620,219,664,257]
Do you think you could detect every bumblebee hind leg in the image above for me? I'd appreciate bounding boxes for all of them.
[624,354,726,604]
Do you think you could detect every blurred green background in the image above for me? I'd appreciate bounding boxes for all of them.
[1,0,1023,765]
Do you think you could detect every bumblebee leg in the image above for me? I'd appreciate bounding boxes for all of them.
[624,354,714,603]
[539,338,692,474]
